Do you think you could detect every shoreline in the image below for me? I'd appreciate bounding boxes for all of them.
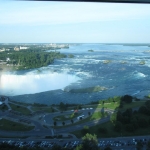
[8,89,149,105]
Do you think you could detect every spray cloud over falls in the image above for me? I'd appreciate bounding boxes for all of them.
[0,71,80,96]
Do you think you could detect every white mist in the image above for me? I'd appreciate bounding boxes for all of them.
[0,72,80,96]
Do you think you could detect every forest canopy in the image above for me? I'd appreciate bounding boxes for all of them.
[0,50,67,70]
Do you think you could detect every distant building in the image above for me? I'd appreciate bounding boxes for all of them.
[20,46,28,50]
[6,47,14,51]
[6,58,10,61]
[0,48,5,52]
[14,47,20,51]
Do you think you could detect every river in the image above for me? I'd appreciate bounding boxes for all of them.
[1,43,150,104]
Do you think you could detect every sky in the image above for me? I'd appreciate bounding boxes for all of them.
[0,1,150,43]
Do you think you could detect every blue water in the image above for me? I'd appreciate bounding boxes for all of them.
[7,43,150,104]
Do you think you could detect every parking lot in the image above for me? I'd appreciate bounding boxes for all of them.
[0,136,150,149]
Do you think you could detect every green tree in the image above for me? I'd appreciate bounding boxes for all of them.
[145,100,150,109]
[121,95,132,103]
[138,106,148,115]
[81,133,99,150]
[59,102,67,111]
[131,116,139,130]
[53,121,57,126]
[116,111,123,122]
[114,121,122,132]
[110,112,117,124]
[136,141,143,150]
[125,124,135,132]
[76,144,83,150]
[68,54,74,58]
[147,140,150,150]
[98,127,107,134]
[62,121,65,126]
[88,112,91,116]
[138,118,148,128]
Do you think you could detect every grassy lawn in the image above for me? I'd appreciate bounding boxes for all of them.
[72,101,149,138]
[53,112,108,129]
[82,105,98,109]
[31,106,56,113]
[95,101,145,111]
[0,104,8,111]
[9,100,30,106]
[53,112,82,121]
[96,102,120,110]
[118,101,146,111]
[0,119,34,131]
[90,111,108,120]
[9,103,31,115]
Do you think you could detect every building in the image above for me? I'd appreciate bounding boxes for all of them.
[0,48,5,52]
[14,47,20,51]
[20,46,28,50]
[6,58,10,61]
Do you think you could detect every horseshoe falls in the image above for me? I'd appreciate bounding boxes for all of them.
[1,43,150,104]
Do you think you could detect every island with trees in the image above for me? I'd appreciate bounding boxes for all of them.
[64,86,107,93]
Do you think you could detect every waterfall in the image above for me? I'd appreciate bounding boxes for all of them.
[0,72,80,96]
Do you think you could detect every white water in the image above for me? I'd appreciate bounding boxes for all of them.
[134,72,147,78]
[0,72,80,96]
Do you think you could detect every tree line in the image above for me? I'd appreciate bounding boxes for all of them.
[0,50,66,69]
[112,96,150,133]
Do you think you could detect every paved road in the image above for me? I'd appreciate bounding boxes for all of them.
[56,117,110,134]
[0,101,114,138]
[43,107,113,126]
[0,98,150,149]
[0,135,150,150]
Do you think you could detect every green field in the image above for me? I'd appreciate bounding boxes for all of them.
[95,100,146,111]
[72,100,150,138]
[53,112,82,121]
[119,101,146,111]
[0,119,34,131]
[31,106,55,113]
[9,100,30,107]
[9,103,31,115]
[53,111,108,128]
[96,103,120,110]
[0,104,8,111]
[64,86,107,93]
